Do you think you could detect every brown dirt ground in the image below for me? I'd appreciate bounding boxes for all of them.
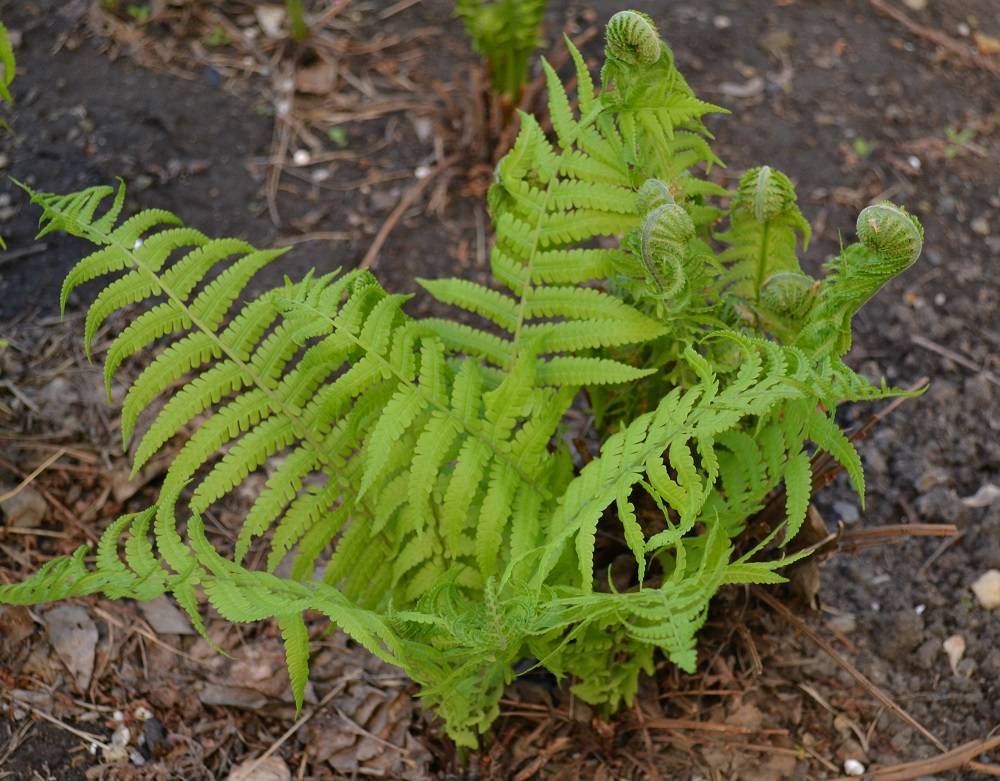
[0,0,997,779]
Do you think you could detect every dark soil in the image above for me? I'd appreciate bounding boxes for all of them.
[1,0,997,779]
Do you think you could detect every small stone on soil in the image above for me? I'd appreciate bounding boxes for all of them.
[227,756,291,781]
[914,638,940,670]
[42,604,98,691]
[138,595,196,636]
[971,569,1000,609]
[0,484,47,527]
[877,611,924,661]
[970,216,990,236]
[943,634,966,674]
[962,483,999,508]
[254,7,287,40]
[832,500,860,525]
[827,613,857,634]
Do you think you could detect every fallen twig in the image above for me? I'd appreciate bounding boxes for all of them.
[266,77,295,227]
[752,586,947,752]
[226,681,349,780]
[0,448,66,505]
[0,243,49,267]
[360,155,460,269]
[378,0,422,20]
[916,531,965,577]
[2,691,112,751]
[641,718,788,736]
[275,231,352,247]
[833,523,959,555]
[868,0,1000,77]
[827,733,1000,780]
[910,334,999,386]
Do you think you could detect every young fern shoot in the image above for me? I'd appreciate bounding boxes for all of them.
[455,0,548,102]
[0,9,924,747]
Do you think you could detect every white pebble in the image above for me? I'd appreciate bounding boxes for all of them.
[414,164,431,180]
[944,634,966,674]
[908,155,921,171]
[957,22,970,36]
[111,725,131,748]
[972,569,1000,609]
[713,15,731,29]
[844,759,865,776]
[292,149,311,166]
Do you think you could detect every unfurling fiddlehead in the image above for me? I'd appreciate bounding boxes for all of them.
[635,178,676,214]
[760,272,817,321]
[737,166,796,223]
[797,201,923,356]
[717,165,811,306]
[639,183,695,298]
[856,201,924,271]
[753,271,818,342]
[605,10,661,65]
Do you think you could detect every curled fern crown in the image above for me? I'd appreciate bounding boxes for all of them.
[0,8,923,747]
[856,200,924,269]
[605,10,661,65]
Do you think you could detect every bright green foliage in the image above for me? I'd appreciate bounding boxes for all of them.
[0,21,13,105]
[1,10,924,748]
[285,0,309,42]
[455,0,547,102]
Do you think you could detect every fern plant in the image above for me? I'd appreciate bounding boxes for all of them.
[0,9,924,748]
[455,0,548,102]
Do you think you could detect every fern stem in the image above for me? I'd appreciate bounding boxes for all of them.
[508,178,555,357]
[507,107,604,362]
[753,221,770,304]
[285,0,310,42]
